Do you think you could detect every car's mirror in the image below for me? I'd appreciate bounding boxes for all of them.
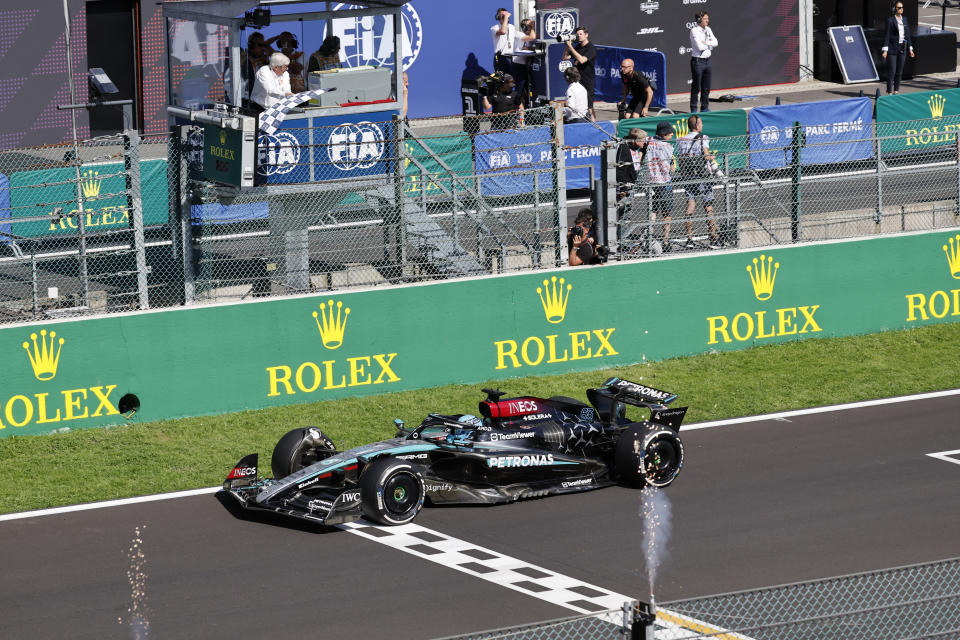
[394,418,405,436]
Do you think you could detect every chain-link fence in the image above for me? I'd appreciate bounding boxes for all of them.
[1,110,958,325]
[430,557,960,640]
[176,104,564,303]
[615,119,960,257]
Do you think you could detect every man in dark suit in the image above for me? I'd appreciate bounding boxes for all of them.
[882,2,914,94]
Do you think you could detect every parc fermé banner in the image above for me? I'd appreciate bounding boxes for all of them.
[875,88,960,154]
[2,229,959,437]
[564,121,617,190]
[473,126,554,196]
[747,97,874,170]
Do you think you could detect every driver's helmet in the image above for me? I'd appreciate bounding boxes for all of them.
[457,414,483,428]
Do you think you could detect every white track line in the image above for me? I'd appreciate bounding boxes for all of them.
[2,388,958,523]
[927,449,960,466]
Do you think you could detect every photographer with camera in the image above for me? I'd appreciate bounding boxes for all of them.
[568,209,609,266]
[491,8,516,74]
[676,114,723,249]
[511,18,537,108]
[561,26,597,121]
[618,59,653,119]
[562,67,588,124]
[481,72,524,130]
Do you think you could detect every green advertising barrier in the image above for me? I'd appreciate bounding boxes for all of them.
[9,159,170,238]
[2,229,959,436]
[876,88,960,153]
[617,109,749,169]
[403,133,474,196]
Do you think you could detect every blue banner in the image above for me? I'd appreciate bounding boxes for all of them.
[545,44,666,109]
[748,97,874,170]
[474,126,553,196]
[564,121,616,189]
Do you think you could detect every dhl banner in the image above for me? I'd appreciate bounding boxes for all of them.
[1,229,959,436]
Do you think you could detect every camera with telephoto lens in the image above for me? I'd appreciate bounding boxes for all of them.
[476,71,507,97]
[571,225,585,238]
[556,33,577,42]
[617,101,627,120]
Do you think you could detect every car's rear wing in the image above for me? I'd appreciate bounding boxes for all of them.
[601,377,677,409]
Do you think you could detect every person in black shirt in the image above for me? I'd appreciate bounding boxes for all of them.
[482,74,523,129]
[616,128,647,199]
[619,58,653,119]
[562,26,597,120]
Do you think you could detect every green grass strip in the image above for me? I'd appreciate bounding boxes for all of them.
[2,323,959,515]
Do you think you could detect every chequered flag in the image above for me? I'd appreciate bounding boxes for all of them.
[258,88,334,135]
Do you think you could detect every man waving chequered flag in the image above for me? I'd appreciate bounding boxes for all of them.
[258,88,336,136]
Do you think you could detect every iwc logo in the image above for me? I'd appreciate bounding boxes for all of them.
[707,254,822,344]
[327,122,386,171]
[322,3,422,70]
[257,131,301,176]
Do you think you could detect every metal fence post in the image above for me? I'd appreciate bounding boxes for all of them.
[599,142,618,254]
[174,126,196,304]
[874,131,883,227]
[124,128,149,310]
[551,102,568,266]
[791,120,804,242]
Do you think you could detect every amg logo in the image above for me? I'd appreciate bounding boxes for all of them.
[487,454,555,468]
[395,453,428,460]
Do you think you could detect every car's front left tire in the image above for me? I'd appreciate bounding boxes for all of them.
[271,427,336,479]
[360,458,424,526]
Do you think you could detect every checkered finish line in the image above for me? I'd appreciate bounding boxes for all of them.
[258,89,333,135]
[339,520,753,639]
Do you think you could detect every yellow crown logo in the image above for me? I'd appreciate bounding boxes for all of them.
[674,118,689,138]
[537,276,572,324]
[22,329,65,381]
[81,170,101,199]
[219,129,227,145]
[943,234,960,279]
[312,300,350,349]
[746,254,779,301]
[928,94,945,120]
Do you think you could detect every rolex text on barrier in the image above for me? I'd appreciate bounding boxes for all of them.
[747,97,873,170]
[618,109,749,170]
[7,161,169,238]
[1,230,957,437]
[876,88,960,153]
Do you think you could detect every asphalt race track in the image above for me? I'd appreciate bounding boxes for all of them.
[2,393,959,640]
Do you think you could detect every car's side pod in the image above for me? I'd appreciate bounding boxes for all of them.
[224,453,259,490]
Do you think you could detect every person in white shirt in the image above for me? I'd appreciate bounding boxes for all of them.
[688,11,718,113]
[881,2,914,94]
[490,8,516,74]
[251,52,293,111]
[562,67,588,123]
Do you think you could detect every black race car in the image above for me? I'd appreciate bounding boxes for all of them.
[222,377,686,526]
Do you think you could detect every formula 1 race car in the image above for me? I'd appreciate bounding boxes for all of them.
[222,377,686,527]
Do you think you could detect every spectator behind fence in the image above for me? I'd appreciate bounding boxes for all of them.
[676,114,723,249]
[308,36,342,73]
[562,67,589,124]
[562,26,597,121]
[482,73,523,129]
[251,52,293,113]
[491,8,516,74]
[689,11,718,113]
[646,121,676,251]
[568,208,609,266]
[616,128,647,199]
[882,2,914,95]
[512,18,537,107]
[619,59,653,119]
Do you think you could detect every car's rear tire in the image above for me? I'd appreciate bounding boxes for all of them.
[360,458,424,526]
[271,427,336,479]
[615,424,684,488]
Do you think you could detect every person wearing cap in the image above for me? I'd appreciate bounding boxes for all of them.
[482,73,524,130]
[646,121,676,251]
